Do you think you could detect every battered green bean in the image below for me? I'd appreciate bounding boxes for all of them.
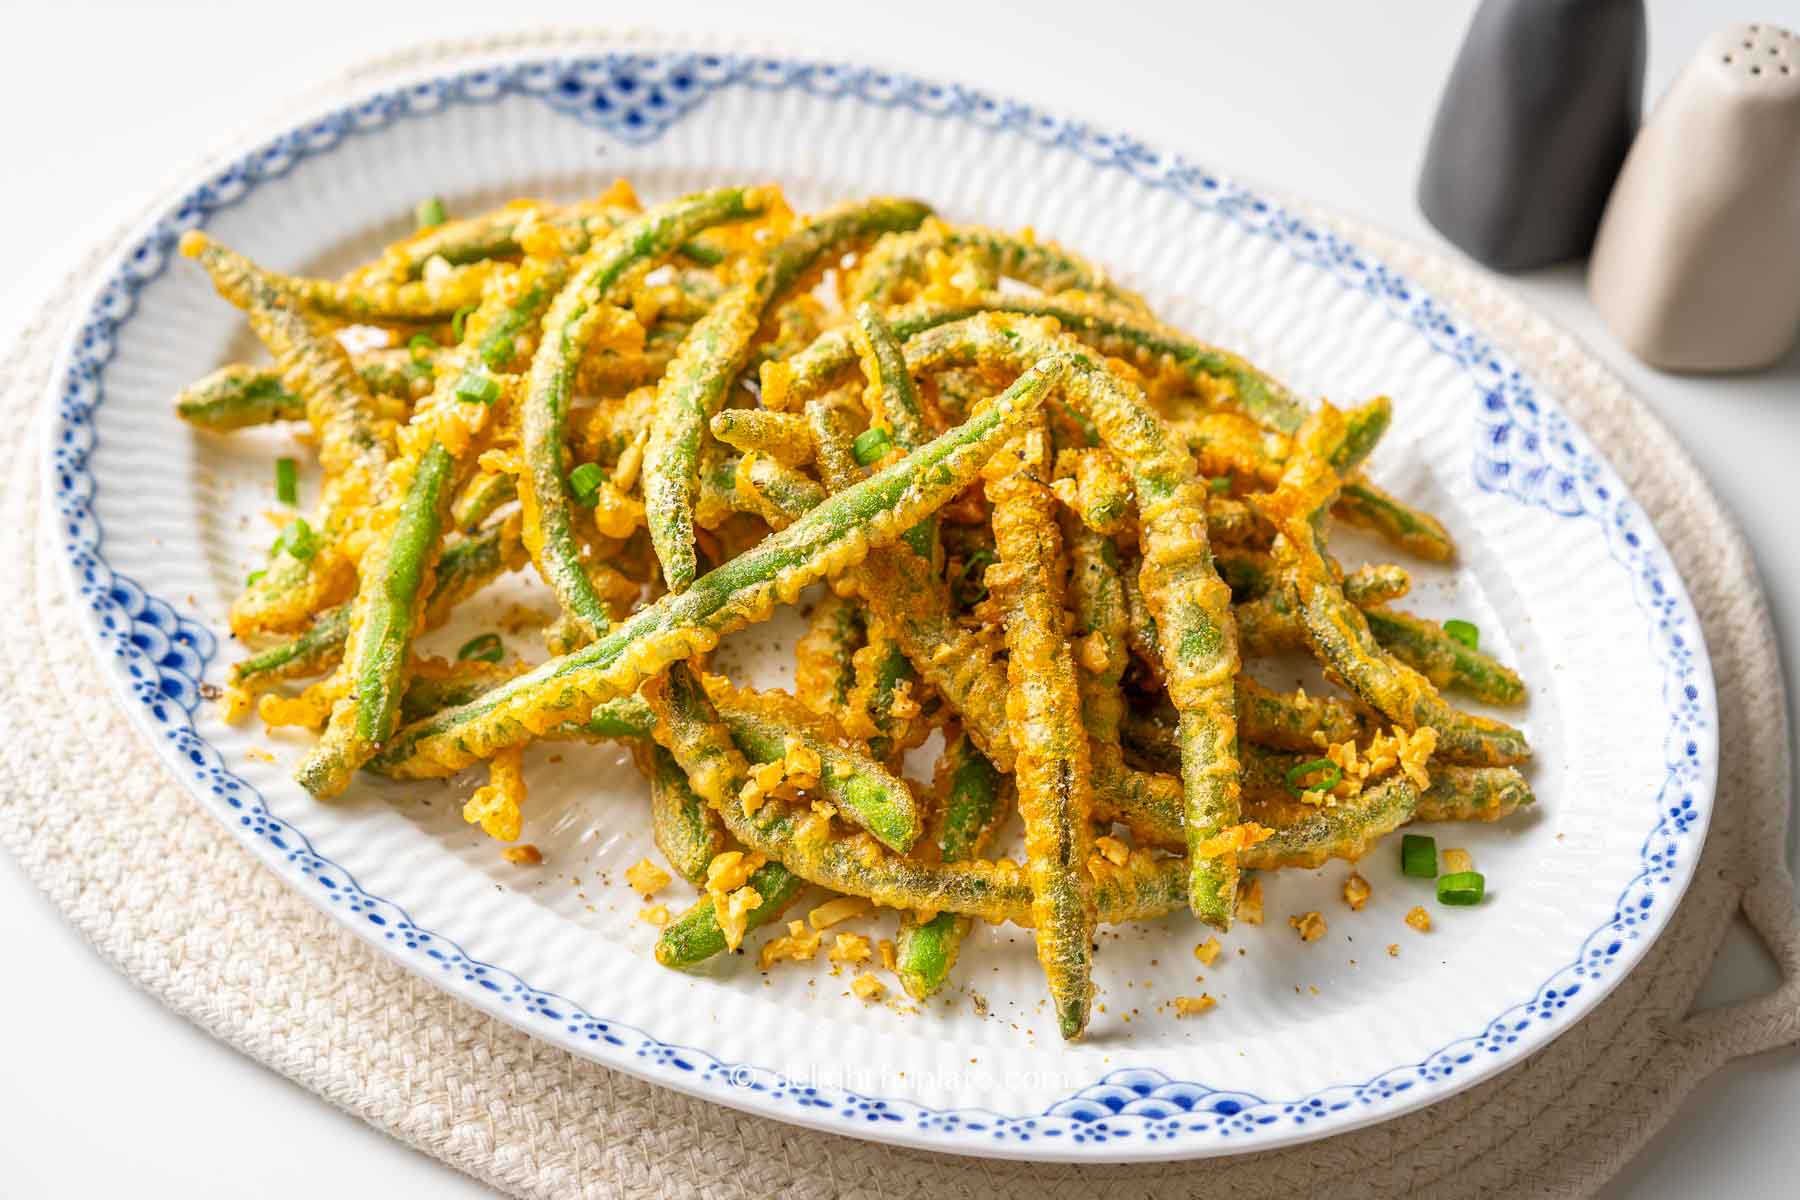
[644,198,933,594]
[227,520,519,696]
[297,440,457,797]
[987,415,1096,1039]
[262,256,503,323]
[708,408,813,467]
[634,740,727,886]
[845,222,1147,312]
[899,313,1242,926]
[1414,765,1537,822]
[1335,478,1457,562]
[180,232,388,638]
[450,470,517,534]
[523,186,775,645]
[370,358,1068,779]
[794,591,863,722]
[1361,606,1527,706]
[397,659,522,725]
[175,352,424,431]
[1262,453,1529,765]
[654,860,807,968]
[1240,776,1420,870]
[895,732,1010,1001]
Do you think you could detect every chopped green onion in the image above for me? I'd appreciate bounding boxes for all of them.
[274,457,298,506]
[407,332,438,361]
[1444,619,1480,650]
[1208,476,1232,495]
[569,462,606,507]
[1284,757,1342,796]
[451,305,477,344]
[1437,870,1485,906]
[457,633,504,664]
[480,334,515,370]
[415,197,448,229]
[245,569,266,586]
[1401,833,1437,879]
[454,368,499,406]
[272,518,320,562]
[851,426,893,466]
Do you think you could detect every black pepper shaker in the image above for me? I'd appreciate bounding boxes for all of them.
[1418,0,1647,271]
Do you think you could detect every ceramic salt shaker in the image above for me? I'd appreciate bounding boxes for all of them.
[1418,0,1646,271]
[1590,23,1800,372]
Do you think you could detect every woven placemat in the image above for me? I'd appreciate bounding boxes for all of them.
[3,32,1796,1199]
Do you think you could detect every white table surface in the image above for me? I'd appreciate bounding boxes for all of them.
[2,1,1794,1195]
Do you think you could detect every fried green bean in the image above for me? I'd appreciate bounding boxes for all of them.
[1240,777,1420,870]
[645,198,933,594]
[397,659,522,725]
[450,470,517,534]
[900,313,1242,926]
[765,293,1307,436]
[794,591,863,722]
[895,732,1010,1001]
[633,740,727,886]
[849,303,933,453]
[845,222,1147,312]
[1413,765,1537,822]
[1262,453,1529,765]
[733,452,827,530]
[369,357,1068,779]
[654,859,807,968]
[1361,606,1527,706]
[1236,676,1373,752]
[297,440,458,797]
[227,520,520,696]
[987,416,1096,1039]
[522,186,774,642]
[708,408,813,467]
[261,256,503,323]
[700,675,921,854]
[180,232,388,638]
[175,351,425,431]
[1335,478,1456,562]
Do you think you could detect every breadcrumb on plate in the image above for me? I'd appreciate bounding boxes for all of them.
[1174,994,1217,1017]
[1343,871,1372,911]
[1405,906,1433,933]
[1193,936,1222,966]
[639,905,670,927]
[829,932,872,964]
[851,974,884,1001]
[809,896,871,930]
[1289,911,1327,942]
[503,844,543,866]
[625,857,670,896]
[759,920,822,968]
[1443,847,1474,874]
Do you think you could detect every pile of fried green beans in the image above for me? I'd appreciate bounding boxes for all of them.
[178,183,1534,1041]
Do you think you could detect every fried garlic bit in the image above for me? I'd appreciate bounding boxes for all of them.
[731,727,823,818]
[639,905,671,928]
[1174,994,1217,1017]
[1405,906,1433,933]
[463,745,526,841]
[809,896,872,930]
[1289,911,1328,942]
[625,857,672,897]
[503,844,544,866]
[759,920,823,968]
[1442,847,1474,875]
[1194,936,1223,966]
[1305,725,1440,806]
[1192,822,1274,860]
[704,850,767,951]
[828,932,872,965]
[851,974,885,1001]
[1342,871,1372,911]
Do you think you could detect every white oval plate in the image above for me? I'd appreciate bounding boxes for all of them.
[44,48,1716,1161]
